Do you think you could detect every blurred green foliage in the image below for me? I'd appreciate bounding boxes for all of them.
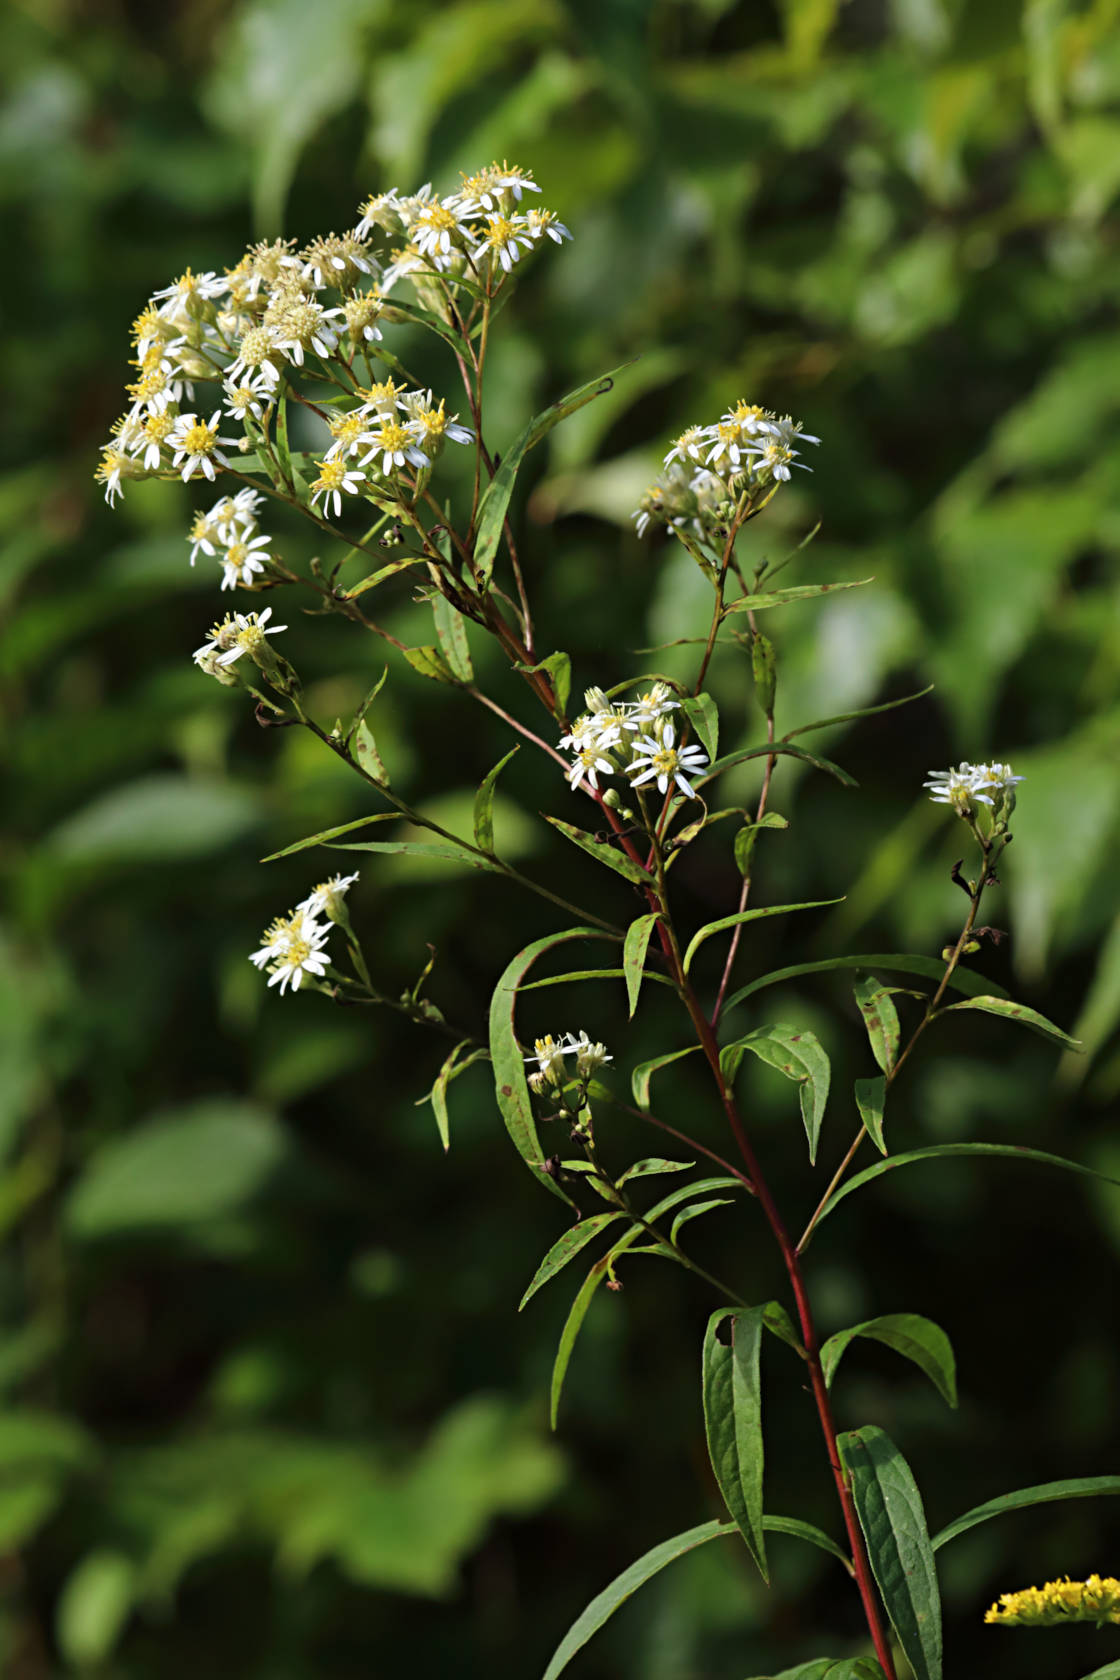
[3,0,1120,1674]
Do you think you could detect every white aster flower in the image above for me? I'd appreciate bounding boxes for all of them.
[524,208,572,245]
[524,1033,567,1086]
[358,418,430,477]
[152,267,229,319]
[168,410,238,483]
[297,872,359,919]
[412,197,475,266]
[309,458,368,517]
[225,326,282,389]
[565,742,617,793]
[925,761,1023,815]
[563,1030,612,1079]
[219,532,272,591]
[325,408,375,462]
[664,426,709,469]
[627,721,708,798]
[223,373,272,424]
[472,213,535,273]
[266,922,331,994]
[194,605,287,667]
[622,682,680,732]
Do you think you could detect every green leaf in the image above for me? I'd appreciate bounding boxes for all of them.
[760,1516,852,1576]
[518,967,670,992]
[723,953,1006,1017]
[813,1142,1120,1231]
[490,929,611,1206]
[354,719,389,785]
[837,1426,942,1680]
[401,644,457,684]
[1077,1663,1120,1680]
[56,1550,136,1669]
[474,746,519,854]
[517,651,571,717]
[782,686,935,742]
[618,1158,694,1183]
[931,1476,1120,1553]
[544,816,653,885]
[699,741,857,789]
[422,1040,487,1153]
[853,977,900,1074]
[683,900,842,974]
[623,913,660,1017]
[723,578,873,614]
[702,1307,768,1579]
[745,1662,885,1680]
[938,994,1081,1050]
[669,1197,735,1243]
[854,1076,888,1156]
[431,593,474,683]
[343,556,427,599]
[541,1519,736,1680]
[47,775,260,865]
[733,813,789,877]
[331,838,502,874]
[66,1100,290,1237]
[261,812,400,860]
[631,1045,701,1110]
[722,1026,831,1165]
[679,691,719,762]
[474,363,632,586]
[519,1212,624,1311]
[821,1314,957,1408]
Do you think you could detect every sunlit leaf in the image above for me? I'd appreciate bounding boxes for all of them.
[474,745,518,853]
[931,1475,1120,1552]
[544,816,653,884]
[624,912,661,1016]
[938,994,1080,1050]
[854,976,900,1074]
[683,900,842,974]
[854,1075,888,1155]
[519,1212,624,1311]
[821,1313,957,1407]
[702,1307,768,1578]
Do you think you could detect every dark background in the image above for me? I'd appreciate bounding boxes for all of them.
[3,0,1120,1674]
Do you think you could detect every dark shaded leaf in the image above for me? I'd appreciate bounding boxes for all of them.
[723,954,1005,1017]
[473,746,518,853]
[683,901,842,974]
[702,1307,768,1579]
[821,1314,957,1407]
[931,1476,1120,1552]
[543,816,653,885]
[854,1076,888,1155]
[939,994,1081,1050]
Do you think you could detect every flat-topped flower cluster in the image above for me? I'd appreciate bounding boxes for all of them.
[986,1574,1120,1628]
[94,159,571,578]
[559,683,710,799]
[633,402,820,541]
[924,760,1024,816]
[249,874,358,995]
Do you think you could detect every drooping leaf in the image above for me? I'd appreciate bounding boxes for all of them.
[745,1661,885,1680]
[489,929,610,1206]
[813,1142,1120,1231]
[683,900,842,974]
[422,1040,487,1153]
[938,994,1081,1050]
[782,686,935,741]
[854,1076,888,1155]
[702,1307,768,1579]
[473,746,519,853]
[723,954,1006,1017]
[618,1158,695,1183]
[474,363,633,585]
[519,1212,624,1311]
[543,816,653,885]
[699,741,857,789]
[853,977,900,1074]
[541,1519,736,1680]
[631,1045,701,1110]
[838,1426,942,1680]
[723,578,874,614]
[670,1197,735,1243]
[550,1263,609,1431]
[331,838,502,873]
[760,1516,852,1575]
[431,593,473,682]
[821,1314,957,1407]
[931,1475,1120,1552]
[623,912,660,1017]
[343,556,426,598]
[679,691,719,762]
[723,1026,831,1164]
[518,967,670,992]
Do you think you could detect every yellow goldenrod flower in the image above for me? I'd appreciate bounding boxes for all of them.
[985,1574,1120,1628]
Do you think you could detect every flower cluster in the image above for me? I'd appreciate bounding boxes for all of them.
[193,606,287,681]
[924,761,1024,817]
[248,874,359,995]
[632,402,820,541]
[96,161,571,519]
[985,1574,1120,1628]
[309,381,474,516]
[525,1031,612,1093]
[558,683,709,799]
[187,487,275,591]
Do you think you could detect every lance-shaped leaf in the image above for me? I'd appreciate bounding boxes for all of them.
[261,812,400,860]
[853,977,899,1074]
[931,1475,1120,1552]
[343,555,426,598]
[837,1426,942,1680]
[474,362,633,585]
[938,994,1081,1050]
[421,1040,487,1153]
[854,1076,888,1155]
[489,928,610,1205]
[544,816,653,885]
[623,912,660,1017]
[473,746,518,853]
[821,1314,957,1408]
[702,1307,768,1579]
[679,692,719,762]
[723,1026,830,1165]
[330,838,502,873]
[723,578,874,614]
[723,953,1006,1016]
[354,719,389,785]
[518,967,670,992]
[812,1142,1120,1232]
[745,1662,886,1680]
[684,900,842,974]
[1078,1663,1120,1680]
[782,685,935,742]
[401,644,457,684]
[519,1212,624,1311]
[699,741,857,789]
[517,651,571,717]
[432,593,473,682]
[670,1197,735,1243]
[618,1158,694,1183]
[631,1045,701,1110]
